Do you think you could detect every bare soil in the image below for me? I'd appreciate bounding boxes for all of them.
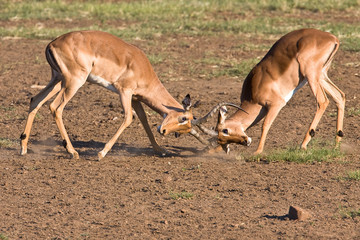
[1,21,360,239]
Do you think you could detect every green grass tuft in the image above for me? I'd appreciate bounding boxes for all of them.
[343,170,360,181]
[147,54,164,65]
[0,233,9,240]
[169,190,194,200]
[347,107,360,117]
[215,58,259,78]
[0,138,15,148]
[196,56,259,79]
[338,206,360,219]
[248,141,344,163]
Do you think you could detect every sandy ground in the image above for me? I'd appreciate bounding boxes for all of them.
[1,27,360,239]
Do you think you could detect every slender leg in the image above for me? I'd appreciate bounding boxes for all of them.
[301,74,329,150]
[248,107,267,129]
[254,104,284,155]
[98,89,134,160]
[49,76,86,159]
[321,74,345,146]
[20,71,62,155]
[132,100,166,155]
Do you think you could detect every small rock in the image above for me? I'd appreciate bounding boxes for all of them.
[288,205,311,221]
[163,175,172,182]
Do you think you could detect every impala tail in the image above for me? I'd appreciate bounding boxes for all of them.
[45,45,62,74]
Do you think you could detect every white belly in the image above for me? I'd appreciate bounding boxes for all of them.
[284,79,308,103]
[87,74,118,93]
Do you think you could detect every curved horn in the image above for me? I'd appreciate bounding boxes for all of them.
[197,124,218,137]
[190,128,219,147]
[191,102,247,126]
[189,128,210,145]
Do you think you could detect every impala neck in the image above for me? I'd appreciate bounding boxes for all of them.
[228,100,263,130]
[141,81,184,116]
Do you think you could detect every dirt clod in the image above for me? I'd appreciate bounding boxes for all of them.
[288,206,312,221]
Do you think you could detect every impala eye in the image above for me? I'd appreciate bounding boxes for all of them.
[179,116,187,123]
[222,129,229,135]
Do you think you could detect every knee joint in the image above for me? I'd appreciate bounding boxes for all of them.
[337,130,344,137]
[49,104,56,115]
[62,140,67,149]
[20,133,27,140]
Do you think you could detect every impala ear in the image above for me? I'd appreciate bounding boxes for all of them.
[217,106,228,125]
[182,94,192,111]
[193,100,201,108]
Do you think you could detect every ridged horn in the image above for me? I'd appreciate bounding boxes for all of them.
[196,124,218,137]
[191,102,247,126]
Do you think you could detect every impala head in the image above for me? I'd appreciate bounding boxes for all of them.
[158,94,198,136]
[191,102,251,152]
[216,106,252,148]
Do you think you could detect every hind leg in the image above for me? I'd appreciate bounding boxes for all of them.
[300,73,329,150]
[49,74,86,159]
[20,70,62,155]
[321,73,345,146]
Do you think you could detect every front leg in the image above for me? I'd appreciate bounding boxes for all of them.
[98,90,134,160]
[132,100,167,156]
[254,104,284,155]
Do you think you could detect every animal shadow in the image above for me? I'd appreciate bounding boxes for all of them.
[263,214,289,221]
[29,138,199,159]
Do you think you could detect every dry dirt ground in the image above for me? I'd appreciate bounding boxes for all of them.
[1,26,360,239]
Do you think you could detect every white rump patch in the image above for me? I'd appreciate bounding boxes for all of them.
[284,79,308,103]
[87,74,118,93]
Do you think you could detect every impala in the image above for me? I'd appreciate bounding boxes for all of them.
[197,28,345,155]
[20,30,203,160]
